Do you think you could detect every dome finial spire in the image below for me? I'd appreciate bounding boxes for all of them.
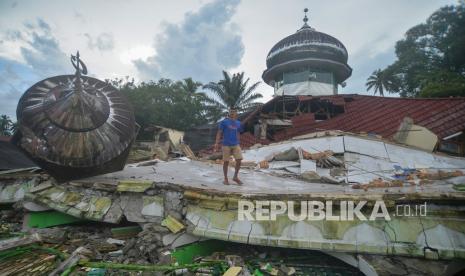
[303,8,309,26]
[297,8,313,32]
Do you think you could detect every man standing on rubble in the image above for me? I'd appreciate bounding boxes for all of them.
[214,108,243,185]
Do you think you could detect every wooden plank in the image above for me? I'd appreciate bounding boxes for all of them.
[179,144,196,160]
[223,266,242,276]
[49,246,91,276]
[0,233,41,251]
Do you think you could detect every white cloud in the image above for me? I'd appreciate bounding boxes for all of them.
[134,0,244,83]
[0,0,458,114]
[85,32,115,51]
[119,45,155,65]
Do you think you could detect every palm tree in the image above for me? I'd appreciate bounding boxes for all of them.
[366,69,394,96]
[204,71,262,114]
[177,78,223,122]
[0,115,13,136]
[178,78,210,101]
[179,78,203,95]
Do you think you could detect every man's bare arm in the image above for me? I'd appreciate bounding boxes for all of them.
[214,130,222,152]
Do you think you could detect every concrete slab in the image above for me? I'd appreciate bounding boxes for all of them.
[74,159,465,200]
[344,136,389,159]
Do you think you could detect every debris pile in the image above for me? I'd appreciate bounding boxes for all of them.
[352,179,404,190]
[128,126,188,163]
[2,133,465,275]
[232,133,465,189]
[171,242,363,276]
[1,223,364,275]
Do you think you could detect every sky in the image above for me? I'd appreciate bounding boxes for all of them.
[0,0,458,120]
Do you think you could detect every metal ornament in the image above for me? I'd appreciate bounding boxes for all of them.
[13,52,138,181]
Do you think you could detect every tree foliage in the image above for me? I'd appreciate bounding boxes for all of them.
[0,115,15,136]
[204,71,263,114]
[366,69,398,96]
[375,4,465,97]
[179,78,202,95]
[107,77,220,139]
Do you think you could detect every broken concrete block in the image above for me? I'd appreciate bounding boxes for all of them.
[321,175,344,184]
[28,180,54,193]
[14,186,25,201]
[280,265,296,275]
[23,201,51,212]
[1,184,21,203]
[330,167,345,177]
[273,147,299,161]
[141,196,164,218]
[0,233,41,251]
[106,238,125,245]
[300,159,317,174]
[117,180,153,193]
[268,161,300,170]
[158,250,172,264]
[162,233,182,246]
[165,191,183,204]
[142,223,170,233]
[284,167,301,174]
[103,198,124,223]
[108,249,123,257]
[34,228,67,243]
[161,215,185,234]
[260,263,279,275]
[301,171,321,182]
[86,196,112,220]
[121,195,146,222]
[170,233,201,248]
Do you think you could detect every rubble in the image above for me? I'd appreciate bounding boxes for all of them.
[352,179,404,190]
[2,132,465,275]
[128,125,186,163]
[49,246,93,276]
[272,147,299,161]
[162,215,186,234]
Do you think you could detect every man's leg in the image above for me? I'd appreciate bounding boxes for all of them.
[223,161,229,185]
[233,159,242,185]
[222,146,230,185]
[232,146,243,185]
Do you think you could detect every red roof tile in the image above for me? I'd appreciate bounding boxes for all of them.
[264,95,465,141]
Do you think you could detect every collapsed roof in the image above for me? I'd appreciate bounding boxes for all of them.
[233,95,465,156]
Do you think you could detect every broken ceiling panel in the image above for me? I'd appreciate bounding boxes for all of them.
[344,152,396,183]
[343,136,389,159]
[242,136,344,162]
[385,143,464,169]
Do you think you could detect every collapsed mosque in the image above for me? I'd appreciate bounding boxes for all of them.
[2,10,465,276]
[186,9,465,156]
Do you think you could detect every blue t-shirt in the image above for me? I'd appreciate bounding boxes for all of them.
[219,118,243,146]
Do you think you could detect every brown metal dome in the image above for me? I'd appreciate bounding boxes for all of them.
[13,52,138,181]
